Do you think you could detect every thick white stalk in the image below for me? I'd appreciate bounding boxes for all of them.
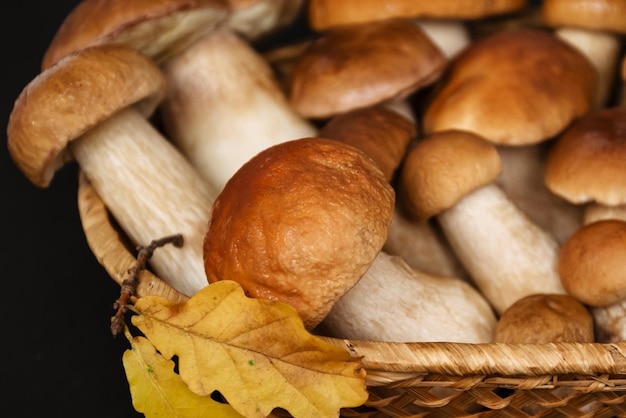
[437,183,565,314]
[160,27,317,193]
[415,19,470,59]
[555,27,621,108]
[70,107,217,296]
[583,203,626,225]
[321,252,496,343]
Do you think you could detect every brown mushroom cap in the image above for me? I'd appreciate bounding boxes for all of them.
[544,107,626,207]
[494,294,594,343]
[41,0,230,70]
[203,137,395,329]
[422,28,596,145]
[307,0,528,31]
[400,130,502,221]
[7,44,167,188]
[559,219,626,306]
[319,105,417,182]
[289,18,446,119]
[542,0,626,34]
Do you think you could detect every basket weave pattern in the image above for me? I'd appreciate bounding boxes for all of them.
[77,172,626,417]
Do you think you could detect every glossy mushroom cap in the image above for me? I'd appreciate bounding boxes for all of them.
[319,105,417,182]
[544,107,626,207]
[494,294,594,343]
[203,137,395,329]
[542,0,626,34]
[400,130,502,221]
[8,44,167,188]
[559,220,626,307]
[307,0,528,31]
[423,28,596,145]
[41,0,230,70]
[289,18,446,119]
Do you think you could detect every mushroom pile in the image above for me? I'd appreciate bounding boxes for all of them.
[8,0,626,346]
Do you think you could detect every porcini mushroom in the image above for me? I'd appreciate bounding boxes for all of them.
[288,18,447,120]
[399,130,566,314]
[203,137,395,329]
[544,107,626,225]
[494,293,594,343]
[542,0,626,107]
[7,45,216,297]
[422,27,595,243]
[558,220,626,342]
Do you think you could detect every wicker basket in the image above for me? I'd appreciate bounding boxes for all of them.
[77,171,626,417]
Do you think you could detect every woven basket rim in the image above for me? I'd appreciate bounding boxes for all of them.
[76,170,626,385]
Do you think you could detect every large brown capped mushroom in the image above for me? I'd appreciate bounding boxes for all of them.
[203,137,395,329]
[8,45,216,297]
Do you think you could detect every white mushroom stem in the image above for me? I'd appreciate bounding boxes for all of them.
[554,27,621,108]
[320,251,496,343]
[414,19,470,59]
[436,183,566,314]
[160,27,317,193]
[496,144,583,244]
[583,203,626,225]
[592,299,626,343]
[69,106,217,297]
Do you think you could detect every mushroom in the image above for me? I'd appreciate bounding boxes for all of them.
[494,294,594,343]
[545,107,626,226]
[7,45,216,297]
[203,137,395,329]
[399,130,566,314]
[422,27,595,244]
[558,220,626,342]
[306,0,530,59]
[319,105,467,280]
[288,18,447,120]
[542,0,626,107]
[159,26,317,192]
[320,251,496,343]
[40,0,231,70]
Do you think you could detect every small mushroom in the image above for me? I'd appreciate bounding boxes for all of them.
[558,220,626,342]
[544,107,626,225]
[399,130,565,314]
[542,0,626,107]
[494,294,594,343]
[8,45,217,297]
[203,137,395,329]
[288,18,447,120]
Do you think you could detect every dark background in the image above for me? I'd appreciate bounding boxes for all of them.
[3,1,141,416]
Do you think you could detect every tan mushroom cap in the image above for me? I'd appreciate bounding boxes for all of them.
[423,28,596,145]
[319,105,417,182]
[559,220,626,306]
[41,0,230,70]
[542,0,626,34]
[289,18,446,119]
[494,294,594,343]
[7,44,167,188]
[544,107,626,206]
[400,130,502,221]
[203,137,395,329]
[307,0,528,31]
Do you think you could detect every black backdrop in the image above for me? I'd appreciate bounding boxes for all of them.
[3,1,141,416]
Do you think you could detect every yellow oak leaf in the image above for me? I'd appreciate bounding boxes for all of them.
[130,280,367,418]
[122,330,244,418]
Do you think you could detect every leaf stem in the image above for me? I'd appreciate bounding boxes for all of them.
[111,233,184,336]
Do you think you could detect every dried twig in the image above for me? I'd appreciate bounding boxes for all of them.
[111,234,184,336]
